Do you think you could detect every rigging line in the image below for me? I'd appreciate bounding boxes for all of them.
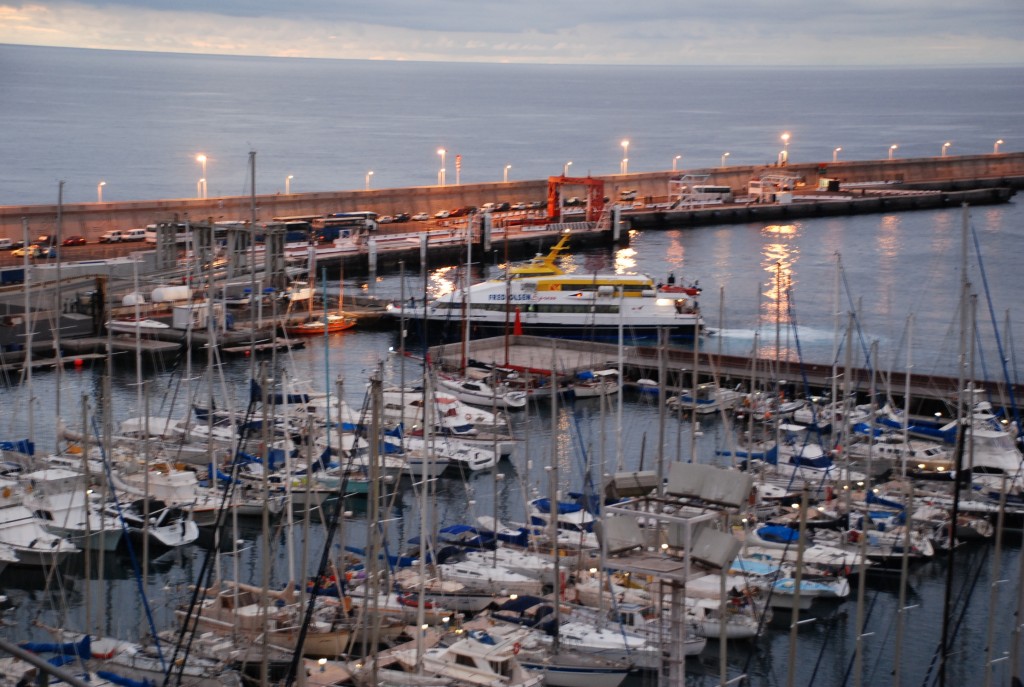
[970,223,1022,430]
[838,264,875,375]
[163,386,262,687]
[89,411,167,675]
[925,542,992,687]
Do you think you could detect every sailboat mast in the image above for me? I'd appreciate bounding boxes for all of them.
[54,181,64,451]
[21,217,34,447]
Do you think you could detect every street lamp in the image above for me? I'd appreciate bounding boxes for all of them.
[563,161,572,177]
[285,175,293,195]
[197,178,205,199]
[780,132,791,165]
[365,170,374,191]
[437,148,446,186]
[721,152,730,167]
[994,139,1004,154]
[942,142,951,157]
[888,144,898,160]
[833,147,842,163]
[97,181,106,203]
[504,164,511,183]
[620,140,630,174]
[673,155,681,172]
[196,154,207,198]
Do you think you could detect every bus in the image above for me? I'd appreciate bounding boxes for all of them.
[690,185,734,203]
[312,211,379,241]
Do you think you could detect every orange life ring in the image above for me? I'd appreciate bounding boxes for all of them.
[1,487,9,498]
[512,642,521,655]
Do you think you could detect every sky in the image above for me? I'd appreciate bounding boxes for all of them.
[1,1,1023,66]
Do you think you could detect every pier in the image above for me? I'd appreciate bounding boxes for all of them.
[432,335,1024,413]
[1,153,1021,240]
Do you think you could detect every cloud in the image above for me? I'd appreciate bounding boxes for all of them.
[0,0,1022,65]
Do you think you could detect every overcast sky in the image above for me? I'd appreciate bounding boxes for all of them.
[2,0,1023,65]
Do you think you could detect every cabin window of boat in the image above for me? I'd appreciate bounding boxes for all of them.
[521,282,536,293]
[455,655,476,667]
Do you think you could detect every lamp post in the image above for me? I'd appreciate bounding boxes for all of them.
[673,155,681,172]
[721,152,730,167]
[994,139,1004,154]
[437,148,446,186]
[196,154,207,198]
[888,144,898,160]
[620,139,629,174]
[563,161,572,177]
[504,164,511,183]
[365,170,374,191]
[197,179,205,199]
[942,142,951,157]
[780,132,791,165]
[285,175,293,195]
[833,147,842,163]
[97,181,106,203]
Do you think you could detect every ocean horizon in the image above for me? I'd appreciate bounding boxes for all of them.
[3,43,1023,205]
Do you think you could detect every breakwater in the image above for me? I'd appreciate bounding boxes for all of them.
[1,153,1021,240]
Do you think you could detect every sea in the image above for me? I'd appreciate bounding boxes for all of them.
[1,43,1023,685]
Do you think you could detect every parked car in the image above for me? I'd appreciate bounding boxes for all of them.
[433,209,450,219]
[0,239,12,250]
[62,235,88,247]
[393,212,410,223]
[99,230,123,243]
[378,215,394,224]
[12,244,56,259]
[511,201,528,210]
[494,202,511,212]
[411,212,429,221]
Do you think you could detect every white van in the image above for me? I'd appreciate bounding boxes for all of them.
[0,239,12,250]
[125,228,147,242]
[99,230,124,243]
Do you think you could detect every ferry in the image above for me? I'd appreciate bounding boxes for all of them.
[389,232,703,342]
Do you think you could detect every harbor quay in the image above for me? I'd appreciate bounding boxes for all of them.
[0,153,1021,242]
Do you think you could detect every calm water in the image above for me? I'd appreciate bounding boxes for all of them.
[2,44,1023,205]
[1,44,1022,684]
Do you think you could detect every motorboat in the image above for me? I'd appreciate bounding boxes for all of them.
[0,478,79,566]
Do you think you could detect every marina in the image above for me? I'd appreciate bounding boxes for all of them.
[1,45,1023,687]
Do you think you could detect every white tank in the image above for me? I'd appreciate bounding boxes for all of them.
[121,292,146,307]
[150,285,192,303]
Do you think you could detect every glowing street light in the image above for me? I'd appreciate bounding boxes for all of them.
[563,161,572,177]
[285,175,293,195]
[833,147,842,163]
[780,132,791,165]
[994,139,1004,154]
[888,144,898,160]
[97,181,106,203]
[365,170,374,191]
[437,148,446,186]
[196,154,208,198]
[620,139,630,174]
[942,142,951,157]
[673,155,681,172]
[503,164,511,183]
[721,152,730,167]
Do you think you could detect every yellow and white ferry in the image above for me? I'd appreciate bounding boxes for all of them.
[389,232,703,341]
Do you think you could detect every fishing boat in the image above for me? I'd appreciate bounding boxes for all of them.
[387,232,703,342]
[284,312,356,336]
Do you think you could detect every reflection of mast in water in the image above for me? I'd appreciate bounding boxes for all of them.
[760,224,798,362]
